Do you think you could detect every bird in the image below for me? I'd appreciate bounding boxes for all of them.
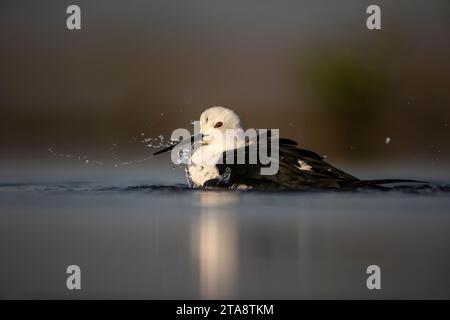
[154,106,420,190]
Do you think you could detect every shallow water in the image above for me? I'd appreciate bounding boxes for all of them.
[1,179,450,299]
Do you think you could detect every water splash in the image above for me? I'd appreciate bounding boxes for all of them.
[141,134,174,149]
[48,148,104,166]
[173,147,191,165]
[48,133,178,168]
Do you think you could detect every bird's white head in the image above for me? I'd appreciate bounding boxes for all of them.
[199,106,244,149]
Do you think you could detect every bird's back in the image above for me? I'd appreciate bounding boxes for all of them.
[209,135,359,190]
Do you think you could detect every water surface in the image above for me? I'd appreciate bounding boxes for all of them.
[1,179,450,299]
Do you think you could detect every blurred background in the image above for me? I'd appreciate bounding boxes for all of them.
[0,0,449,182]
[1,1,450,300]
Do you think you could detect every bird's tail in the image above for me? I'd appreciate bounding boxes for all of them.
[358,179,427,187]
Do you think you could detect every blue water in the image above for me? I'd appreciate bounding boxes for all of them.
[1,177,450,299]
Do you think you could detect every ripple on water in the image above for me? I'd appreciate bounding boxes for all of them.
[0,182,449,195]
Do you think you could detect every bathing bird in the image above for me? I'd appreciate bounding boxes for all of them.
[154,106,419,190]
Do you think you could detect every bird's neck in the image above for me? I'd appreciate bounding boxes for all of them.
[191,128,245,166]
[191,144,223,166]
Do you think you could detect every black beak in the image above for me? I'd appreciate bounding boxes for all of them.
[153,134,201,156]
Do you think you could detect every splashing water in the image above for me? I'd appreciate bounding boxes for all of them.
[48,148,104,166]
[48,133,179,169]
[173,147,191,165]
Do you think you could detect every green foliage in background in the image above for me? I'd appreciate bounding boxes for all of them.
[306,54,386,125]
[303,53,388,155]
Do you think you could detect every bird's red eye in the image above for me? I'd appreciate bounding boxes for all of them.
[214,121,223,128]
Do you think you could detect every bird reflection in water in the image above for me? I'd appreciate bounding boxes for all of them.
[190,191,238,299]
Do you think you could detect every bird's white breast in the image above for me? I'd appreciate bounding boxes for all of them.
[187,164,219,187]
[187,145,222,187]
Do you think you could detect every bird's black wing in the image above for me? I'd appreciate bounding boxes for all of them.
[206,133,359,190]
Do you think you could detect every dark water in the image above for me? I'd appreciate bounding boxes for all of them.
[1,180,450,299]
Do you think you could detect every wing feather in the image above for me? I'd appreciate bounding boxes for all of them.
[211,133,358,190]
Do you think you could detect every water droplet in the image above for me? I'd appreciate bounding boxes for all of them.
[385,137,391,144]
